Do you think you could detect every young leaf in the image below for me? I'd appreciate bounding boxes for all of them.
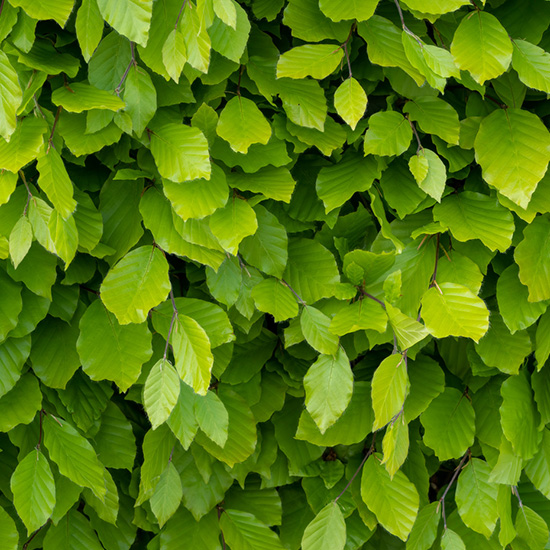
[143,358,181,430]
[319,0,380,22]
[76,0,104,62]
[0,51,22,141]
[150,463,183,528]
[512,39,550,94]
[381,414,409,478]
[300,306,339,355]
[123,64,157,138]
[9,215,32,269]
[277,44,344,80]
[220,509,286,550]
[406,501,440,550]
[251,279,299,322]
[162,28,187,83]
[301,502,346,550]
[194,390,229,447]
[364,111,413,157]
[334,77,367,130]
[96,0,152,47]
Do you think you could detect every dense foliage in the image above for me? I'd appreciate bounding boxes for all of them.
[3,0,550,548]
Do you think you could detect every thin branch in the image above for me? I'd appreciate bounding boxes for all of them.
[115,42,135,96]
[364,292,385,309]
[0,0,5,19]
[430,234,440,288]
[46,106,62,153]
[393,0,423,47]
[23,523,47,550]
[281,279,307,306]
[37,410,44,450]
[217,506,227,550]
[163,288,179,361]
[407,116,424,154]
[439,451,469,529]
[334,434,377,503]
[19,170,32,215]
[175,0,188,29]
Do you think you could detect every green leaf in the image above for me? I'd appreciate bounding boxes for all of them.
[43,508,103,550]
[8,0,74,27]
[497,264,547,333]
[160,508,221,550]
[227,166,296,203]
[214,0,236,28]
[514,506,549,550]
[171,314,214,396]
[319,0,380,22]
[43,414,106,499]
[162,28,187,83]
[220,509,285,550]
[209,198,257,255]
[123,64,157,138]
[500,371,542,460]
[251,279,299,322]
[441,529,466,550]
[11,450,55,534]
[409,152,429,185]
[277,78,327,131]
[0,505,18,550]
[525,430,550,500]
[49,211,78,266]
[9,215,32,269]
[361,454,419,541]
[76,0,104,62]
[0,269,22,342]
[0,117,47,172]
[300,306,339,355]
[150,462,182,528]
[303,348,353,434]
[330,299,387,335]
[474,108,550,208]
[144,358,181,430]
[277,44,343,80]
[512,39,550,94]
[163,164,228,222]
[209,0,250,62]
[194,390,229,447]
[96,0,152,47]
[77,299,153,391]
[371,354,409,431]
[301,502,346,550]
[381,413,409,478]
[364,111,413,157]
[386,303,430,351]
[412,149,446,202]
[180,4,211,73]
[455,458,498,538]
[475,312,532,375]
[0,373,41,432]
[406,501,440,550]
[52,82,125,113]
[0,336,29,398]
[100,245,171,325]
[404,97,460,145]
[451,11,512,84]
[316,152,379,213]
[217,96,271,154]
[334,77,367,130]
[0,51,22,142]
[151,123,211,183]
[515,214,550,302]
[420,387,475,460]
[421,283,489,342]
[433,191,514,252]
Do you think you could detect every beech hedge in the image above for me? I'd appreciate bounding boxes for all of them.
[2,0,550,548]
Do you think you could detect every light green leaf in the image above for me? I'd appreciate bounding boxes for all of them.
[409,152,429,185]
[217,96,272,154]
[227,167,296,203]
[382,414,409,479]
[123,64,157,138]
[194,390,229,447]
[9,215,32,269]
[300,306,339,355]
[150,462,182,528]
[386,303,430,351]
[209,0,250,62]
[421,283,489,342]
[406,501,440,550]
[403,0,469,14]
[500,371,542,460]
[422,45,460,78]
[319,0,380,22]
[96,0,152,47]
[49,211,78,266]
[214,0,236,28]
[0,50,22,142]
[277,44,343,80]
[474,108,550,208]
[329,299,387,336]
[364,111,412,157]
[43,414,106,499]
[0,170,18,206]
[316,152,379,213]
[451,11,512,84]
[371,354,409,431]
[251,279,299,322]
[302,502,346,550]
[160,508,221,550]
[209,198,257,255]
[455,458,498,538]
[536,310,550,369]
[151,123,211,182]
[171,314,214,396]
[75,0,104,62]
[433,191,514,252]
[526,429,550,500]
[404,97,460,145]
[220,509,285,550]
[475,312,532,375]
[43,508,103,550]
[100,245,171,325]
[0,117,47,172]
[0,336,30,398]
[11,450,55,534]
[162,28,187,83]
[181,3,211,73]
[515,215,550,302]
[77,299,153,391]
[415,150,444,201]
[361,454,419,541]
[304,348,353,434]
[334,77,367,130]
[144,358,181,430]
[441,529,466,550]
[420,387,475,460]
[52,82,124,113]
[514,506,549,550]
[513,39,550,94]
[8,0,74,27]
[277,77,327,131]
[0,373,41,432]
[167,380,198,450]
[0,269,22,342]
